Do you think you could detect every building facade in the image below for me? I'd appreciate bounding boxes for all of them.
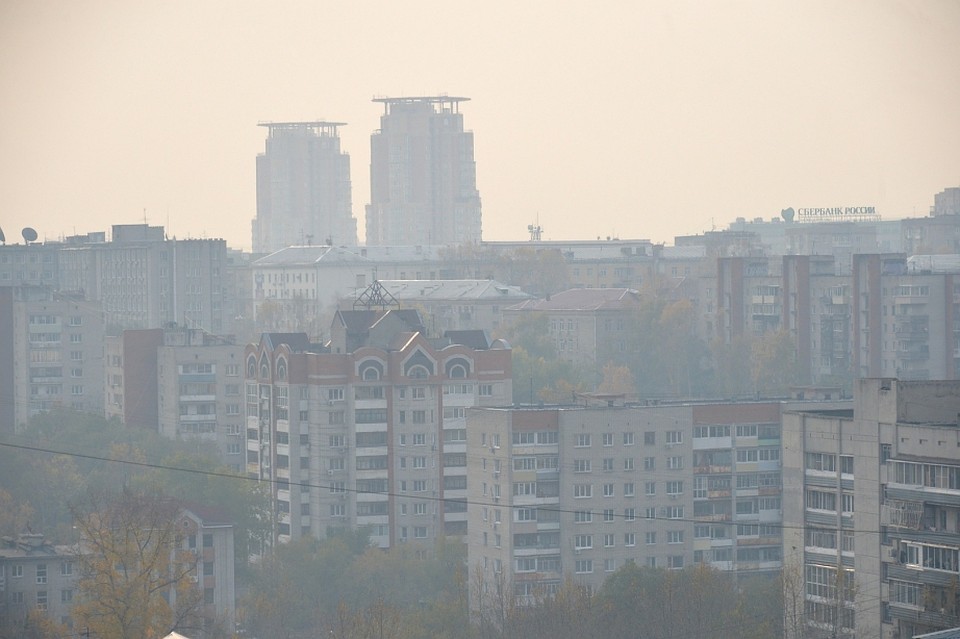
[366,96,481,246]
[105,326,246,470]
[58,225,238,335]
[467,400,804,610]
[0,286,104,434]
[253,122,356,254]
[245,310,511,547]
[782,379,960,639]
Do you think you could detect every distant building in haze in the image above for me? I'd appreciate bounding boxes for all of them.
[366,96,481,246]
[253,122,356,254]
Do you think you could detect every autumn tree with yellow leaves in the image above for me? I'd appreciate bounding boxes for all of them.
[70,489,205,639]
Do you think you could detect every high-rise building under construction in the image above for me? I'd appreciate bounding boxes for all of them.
[366,96,481,246]
[253,121,356,254]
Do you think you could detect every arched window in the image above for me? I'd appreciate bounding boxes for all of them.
[445,357,471,379]
[277,358,287,381]
[358,359,384,381]
[247,355,257,378]
[408,365,429,379]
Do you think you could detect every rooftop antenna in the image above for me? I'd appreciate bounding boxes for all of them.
[527,216,543,242]
[22,227,38,244]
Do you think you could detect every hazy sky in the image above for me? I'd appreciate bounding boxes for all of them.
[2,1,959,250]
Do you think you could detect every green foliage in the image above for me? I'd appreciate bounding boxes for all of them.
[241,535,470,639]
[0,409,273,582]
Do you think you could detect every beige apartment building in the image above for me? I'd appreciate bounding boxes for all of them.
[467,399,818,612]
[245,308,512,547]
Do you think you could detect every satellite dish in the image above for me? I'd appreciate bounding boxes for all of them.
[22,227,38,243]
[780,207,795,223]
[0,226,5,243]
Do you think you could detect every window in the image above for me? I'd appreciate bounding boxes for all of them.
[645,531,656,545]
[840,455,854,475]
[414,502,428,516]
[666,431,682,444]
[806,490,837,512]
[667,506,683,519]
[667,456,683,470]
[666,481,683,495]
[624,457,635,471]
[603,533,615,547]
[574,534,593,549]
[413,456,427,469]
[36,590,47,610]
[805,452,836,472]
[603,433,614,446]
[625,533,636,547]
[36,564,47,584]
[624,508,636,521]
[61,589,73,604]
[645,481,656,496]
[644,457,655,470]
[668,530,684,544]
[602,458,614,471]
[624,482,635,497]
[574,459,591,473]
[735,424,757,437]
[573,484,592,498]
[605,558,617,572]
[645,507,656,520]
[413,480,427,492]
[667,556,684,569]
[60,561,72,576]
[574,510,593,523]
[602,483,614,497]
[841,493,854,514]
[414,527,428,539]
[576,434,591,447]
[644,431,656,445]
[575,559,593,574]
[12,565,22,578]
[623,432,635,446]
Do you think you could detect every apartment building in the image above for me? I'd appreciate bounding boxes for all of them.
[245,309,512,546]
[58,224,238,335]
[467,400,802,610]
[0,286,104,434]
[852,255,959,381]
[0,533,77,631]
[0,507,234,638]
[105,326,246,470]
[502,288,644,378]
[782,379,960,639]
[156,328,246,472]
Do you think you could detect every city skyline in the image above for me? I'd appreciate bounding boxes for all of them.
[1,1,959,251]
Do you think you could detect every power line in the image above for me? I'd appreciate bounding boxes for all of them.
[0,439,904,535]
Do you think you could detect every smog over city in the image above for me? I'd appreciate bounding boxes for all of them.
[1,2,960,638]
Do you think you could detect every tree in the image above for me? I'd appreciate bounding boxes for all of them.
[596,361,636,397]
[70,489,205,639]
[751,329,800,396]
